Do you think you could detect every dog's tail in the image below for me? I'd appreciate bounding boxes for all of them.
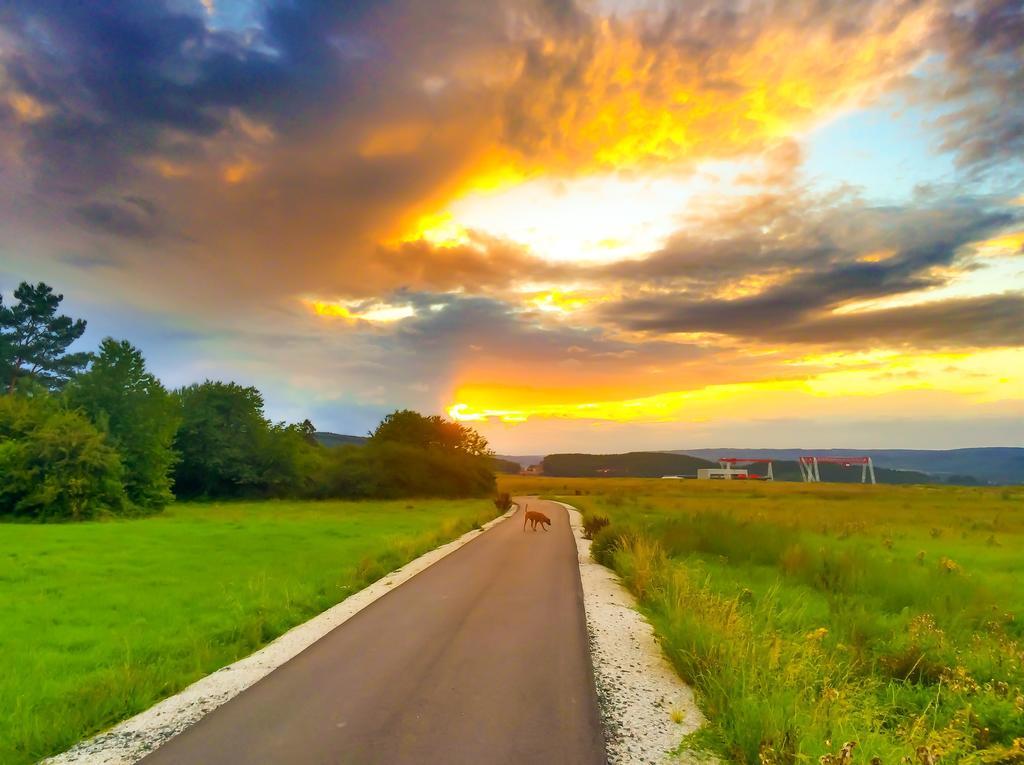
[522,502,528,531]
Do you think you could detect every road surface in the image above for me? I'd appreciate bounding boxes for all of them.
[141,499,606,765]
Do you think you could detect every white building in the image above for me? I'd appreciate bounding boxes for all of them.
[696,468,749,480]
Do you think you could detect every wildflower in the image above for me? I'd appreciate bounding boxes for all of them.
[806,627,829,642]
[916,550,926,565]
[838,741,857,765]
[938,557,961,574]
[916,745,937,765]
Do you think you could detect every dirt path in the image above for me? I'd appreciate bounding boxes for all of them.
[139,500,606,764]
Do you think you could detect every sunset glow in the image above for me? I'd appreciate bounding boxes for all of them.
[2,0,1021,451]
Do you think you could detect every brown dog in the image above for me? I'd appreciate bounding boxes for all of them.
[522,504,551,531]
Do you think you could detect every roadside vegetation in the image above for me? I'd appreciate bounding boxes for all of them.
[501,475,1024,765]
[0,498,499,763]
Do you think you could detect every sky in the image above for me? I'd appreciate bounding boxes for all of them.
[1,0,1022,453]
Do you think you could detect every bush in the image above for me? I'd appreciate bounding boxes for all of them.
[0,394,128,520]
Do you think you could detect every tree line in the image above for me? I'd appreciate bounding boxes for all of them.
[0,282,496,520]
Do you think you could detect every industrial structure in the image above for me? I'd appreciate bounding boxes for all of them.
[798,456,876,484]
[697,467,750,480]
[718,457,775,480]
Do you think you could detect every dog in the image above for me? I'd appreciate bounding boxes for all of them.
[522,504,551,531]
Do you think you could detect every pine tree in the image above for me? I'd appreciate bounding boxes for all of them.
[0,282,89,392]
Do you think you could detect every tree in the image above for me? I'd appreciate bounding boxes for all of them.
[173,381,268,497]
[369,410,492,457]
[0,282,90,393]
[0,394,128,520]
[66,339,179,510]
[299,418,318,446]
[173,381,324,499]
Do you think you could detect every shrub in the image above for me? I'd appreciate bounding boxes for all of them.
[0,394,128,520]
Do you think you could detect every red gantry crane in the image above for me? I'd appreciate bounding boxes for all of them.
[798,456,876,484]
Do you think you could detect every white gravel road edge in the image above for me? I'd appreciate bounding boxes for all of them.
[551,500,708,765]
[42,505,517,765]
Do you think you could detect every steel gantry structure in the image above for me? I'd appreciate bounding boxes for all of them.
[798,456,876,484]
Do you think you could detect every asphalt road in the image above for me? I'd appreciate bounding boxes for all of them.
[141,499,606,765]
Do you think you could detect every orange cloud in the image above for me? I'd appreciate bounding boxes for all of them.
[489,6,936,175]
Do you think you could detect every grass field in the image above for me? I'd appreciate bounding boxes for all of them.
[501,475,1024,765]
[0,498,498,764]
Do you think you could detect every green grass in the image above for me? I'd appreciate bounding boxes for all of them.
[0,498,498,764]
[501,476,1024,764]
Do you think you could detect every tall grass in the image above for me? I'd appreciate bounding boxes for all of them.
[502,476,1024,764]
[0,498,498,764]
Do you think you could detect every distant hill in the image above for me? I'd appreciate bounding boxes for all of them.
[314,432,368,448]
[539,451,936,483]
[675,448,1023,484]
[491,457,523,474]
[543,452,717,478]
[496,455,544,468]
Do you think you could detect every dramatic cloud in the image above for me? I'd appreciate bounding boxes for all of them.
[595,192,1023,347]
[1,0,1022,447]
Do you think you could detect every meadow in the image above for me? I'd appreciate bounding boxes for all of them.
[500,475,1024,765]
[0,498,498,764]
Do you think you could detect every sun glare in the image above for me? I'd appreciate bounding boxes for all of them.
[305,299,416,323]
[414,167,746,264]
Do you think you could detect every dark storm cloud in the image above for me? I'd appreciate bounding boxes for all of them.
[596,194,1023,347]
[604,194,1015,288]
[783,294,1024,346]
[608,290,1024,347]
[74,198,159,239]
[0,0,381,191]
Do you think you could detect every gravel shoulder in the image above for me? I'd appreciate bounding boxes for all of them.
[552,500,710,765]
